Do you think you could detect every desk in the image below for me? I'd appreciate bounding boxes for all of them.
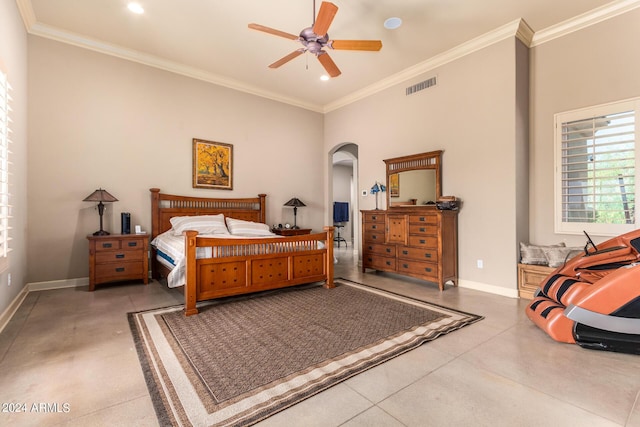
[272,228,312,236]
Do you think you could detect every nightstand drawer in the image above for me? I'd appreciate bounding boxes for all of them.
[95,250,144,264]
[95,262,144,282]
[95,238,145,251]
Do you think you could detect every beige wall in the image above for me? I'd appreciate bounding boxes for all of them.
[325,38,526,294]
[530,8,640,248]
[0,1,29,316]
[27,37,324,283]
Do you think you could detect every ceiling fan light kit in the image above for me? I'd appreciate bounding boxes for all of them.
[248,1,382,78]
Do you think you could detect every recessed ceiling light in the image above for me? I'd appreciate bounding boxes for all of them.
[384,17,402,30]
[127,2,144,14]
[320,75,330,81]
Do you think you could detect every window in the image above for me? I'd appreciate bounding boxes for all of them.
[555,98,640,236]
[0,69,11,267]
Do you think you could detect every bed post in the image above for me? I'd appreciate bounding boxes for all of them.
[150,188,161,279]
[258,194,267,223]
[324,226,335,289]
[184,230,199,316]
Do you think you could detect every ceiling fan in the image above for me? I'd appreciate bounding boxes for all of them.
[248,1,382,78]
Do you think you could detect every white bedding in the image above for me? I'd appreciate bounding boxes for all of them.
[151,230,327,289]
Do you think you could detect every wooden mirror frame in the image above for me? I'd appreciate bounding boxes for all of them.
[383,150,442,209]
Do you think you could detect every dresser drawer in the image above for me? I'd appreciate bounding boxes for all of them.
[364,222,385,232]
[408,235,438,248]
[518,263,555,299]
[363,255,396,271]
[94,238,145,251]
[95,250,145,264]
[398,246,438,262]
[95,262,144,283]
[363,230,385,243]
[363,243,396,257]
[408,214,438,225]
[409,224,438,236]
[398,260,438,280]
[363,212,385,223]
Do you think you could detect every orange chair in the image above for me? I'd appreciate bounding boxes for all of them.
[525,229,640,354]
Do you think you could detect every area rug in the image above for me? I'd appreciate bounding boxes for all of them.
[129,278,482,427]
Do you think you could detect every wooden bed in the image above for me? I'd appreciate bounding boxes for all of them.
[150,188,335,315]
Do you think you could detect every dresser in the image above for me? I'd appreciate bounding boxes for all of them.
[87,234,149,291]
[361,208,458,290]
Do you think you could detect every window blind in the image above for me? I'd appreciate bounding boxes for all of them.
[555,98,638,235]
[0,70,12,260]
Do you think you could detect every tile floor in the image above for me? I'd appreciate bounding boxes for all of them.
[0,245,639,426]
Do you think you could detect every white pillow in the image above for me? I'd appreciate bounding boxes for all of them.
[170,214,229,236]
[225,217,274,236]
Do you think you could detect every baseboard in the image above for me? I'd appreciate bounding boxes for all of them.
[27,277,89,292]
[0,286,29,334]
[458,279,519,298]
[0,277,89,334]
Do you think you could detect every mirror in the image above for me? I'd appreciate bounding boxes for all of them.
[384,151,442,208]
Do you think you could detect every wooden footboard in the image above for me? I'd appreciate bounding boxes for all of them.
[183,227,334,315]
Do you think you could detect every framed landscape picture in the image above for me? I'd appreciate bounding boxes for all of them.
[192,138,233,190]
[389,173,399,197]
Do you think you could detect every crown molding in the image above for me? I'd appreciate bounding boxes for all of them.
[26,22,325,113]
[15,0,36,30]
[531,0,640,46]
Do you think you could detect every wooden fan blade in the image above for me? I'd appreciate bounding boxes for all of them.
[248,23,299,41]
[317,52,341,78]
[269,50,305,69]
[313,2,338,37]
[329,40,383,51]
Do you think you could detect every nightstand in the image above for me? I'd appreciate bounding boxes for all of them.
[272,228,312,236]
[87,234,149,291]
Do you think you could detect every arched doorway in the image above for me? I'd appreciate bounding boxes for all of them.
[329,143,359,255]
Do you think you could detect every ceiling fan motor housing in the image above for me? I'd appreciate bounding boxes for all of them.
[300,27,329,54]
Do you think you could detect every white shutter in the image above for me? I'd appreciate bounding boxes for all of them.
[555,98,639,236]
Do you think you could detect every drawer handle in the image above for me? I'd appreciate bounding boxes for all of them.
[425,253,432,258]
[425,267,432,272]
[386,248,391,253]
[419,239,426,244]
[115,254,125,259]
[368,245,373,250]
[102,243,112,248]
[128,242,138,247]
[403,264,408,268]
[372,235,378,240]
[372,225,377,229]
[386,261,391,266]
[372,216,377,220]
[419,217,425,222]
[419,227,426,232]
[115,267,125,272]
[402,250,408,255]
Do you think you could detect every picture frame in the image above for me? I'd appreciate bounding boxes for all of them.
[192,138,233,190]
[389,173,399,197]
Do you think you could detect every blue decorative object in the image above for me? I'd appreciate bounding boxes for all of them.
[370,182,386,210]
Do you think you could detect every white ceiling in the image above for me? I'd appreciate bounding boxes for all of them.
[16,0,638,112]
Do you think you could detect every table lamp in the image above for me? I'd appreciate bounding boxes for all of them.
[284,197,306,229]
[370,182,386,210]
[83,188,118,235]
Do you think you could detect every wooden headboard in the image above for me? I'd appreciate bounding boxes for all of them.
[150,188,267,238]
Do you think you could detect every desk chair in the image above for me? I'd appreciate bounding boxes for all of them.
[334,223,347,247]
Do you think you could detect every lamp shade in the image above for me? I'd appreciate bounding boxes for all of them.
[370,182,386,194]
[83,188,118,203]
[283,197,306,208]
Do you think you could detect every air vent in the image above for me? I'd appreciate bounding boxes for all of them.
[406,76,437,96]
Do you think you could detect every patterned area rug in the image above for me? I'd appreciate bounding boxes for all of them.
[129,278,482,427]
